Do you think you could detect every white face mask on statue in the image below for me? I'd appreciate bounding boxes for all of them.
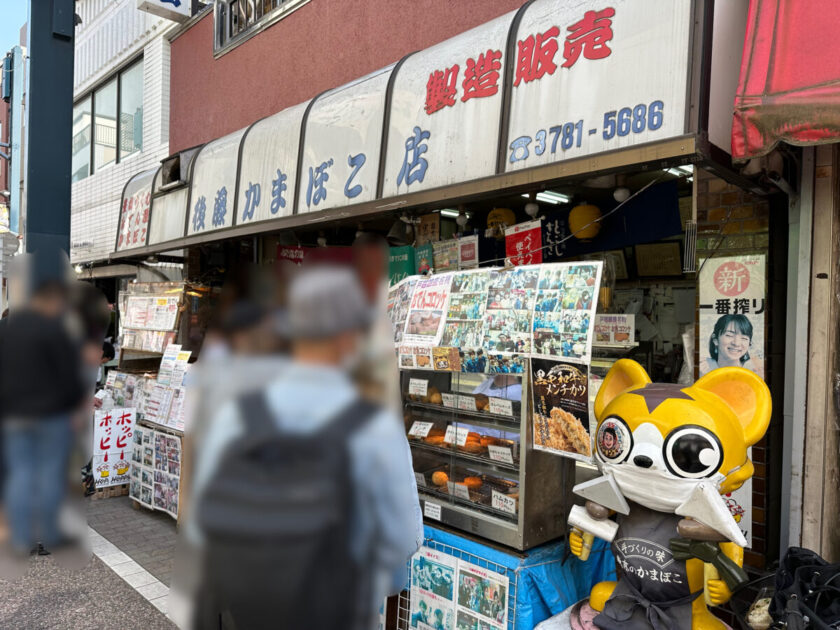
[601,461,726,513]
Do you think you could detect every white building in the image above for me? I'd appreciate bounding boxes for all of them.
[71,0,175,266]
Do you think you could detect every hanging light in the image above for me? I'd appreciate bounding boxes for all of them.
[524,192,539,219]
[317,231,327,247]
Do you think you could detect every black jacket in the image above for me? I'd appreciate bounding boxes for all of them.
[0,310,88,421]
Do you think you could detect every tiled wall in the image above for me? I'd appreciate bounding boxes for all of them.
[70,1,174,264]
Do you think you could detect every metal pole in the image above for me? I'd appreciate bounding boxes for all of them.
[24,0,75,254]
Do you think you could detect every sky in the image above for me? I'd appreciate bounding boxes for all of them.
[0,1,29,54]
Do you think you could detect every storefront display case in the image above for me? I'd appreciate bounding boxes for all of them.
[402,368,574,551]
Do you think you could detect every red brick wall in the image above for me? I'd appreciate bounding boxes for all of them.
[695,169,773,569]
[170,0,524,153]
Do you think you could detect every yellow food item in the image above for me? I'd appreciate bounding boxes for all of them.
[474,394,489,410]
[462,476,482,489]
[459,442,485,454]
[480,436,499,447]
[432,471,449,487]
[422,385,441,404]
[425,434,446,446]
[428,390,443,405]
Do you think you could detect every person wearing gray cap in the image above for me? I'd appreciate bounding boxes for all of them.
[187,265,422,630]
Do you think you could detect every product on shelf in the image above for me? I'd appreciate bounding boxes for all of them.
[462,476,482,490]
[432,471,450,487]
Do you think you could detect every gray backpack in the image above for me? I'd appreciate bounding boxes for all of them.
[195,392,377,630]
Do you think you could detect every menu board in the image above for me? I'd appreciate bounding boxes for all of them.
[123,295,180,331]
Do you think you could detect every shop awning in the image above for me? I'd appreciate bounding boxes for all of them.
[112,0,753,261]
[732,0,840,161]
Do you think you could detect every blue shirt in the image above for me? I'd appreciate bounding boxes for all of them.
[191,361,423,606]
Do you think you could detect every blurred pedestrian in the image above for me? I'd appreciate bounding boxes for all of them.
[0,251,87,556]
[190,265,422,630]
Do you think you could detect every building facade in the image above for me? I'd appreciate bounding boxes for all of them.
[70,0,175,265]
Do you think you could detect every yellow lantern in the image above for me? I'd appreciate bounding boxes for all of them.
[568,203,602,240]
[487,207,516,239]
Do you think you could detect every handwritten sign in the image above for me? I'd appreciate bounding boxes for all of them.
[444,425,470,446]
[492,489,517,515]
[409,421,434,438]
[415,472,427,488]
[489,397,513,416]
[441,393,457,408]
[409,378,429,397]
[448,482,471,500]
[488,445,515,465]
[457,395,477,412]
[424,501,442,520]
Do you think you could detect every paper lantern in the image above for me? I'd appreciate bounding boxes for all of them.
[568,203,602,240]
[486,207,516,239]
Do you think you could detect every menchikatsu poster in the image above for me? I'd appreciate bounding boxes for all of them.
[531,359,592,461]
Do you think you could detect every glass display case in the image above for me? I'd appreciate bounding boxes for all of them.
[402,368,575,551]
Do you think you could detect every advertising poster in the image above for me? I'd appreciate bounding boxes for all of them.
[389,245,417,285]
[130,426,154,507]
[455,561,509,630]
[410,547,457,630]
[403,275,452,346]
[594,314,635,346]
[153,432,181,518]
[93,408,136,488]
[483,267,539,356]
[416,213,441,246]
[388,276,418,345]
[698,254,765,379]
[531,360,592,461]
[442,270,491,373]
[532,262,602,363]
[157,343,182,386]
[415,243,435,275]
[458,235,479,270]
[698,254,765,547]
[433,239,460,273]
[505,219,542,267]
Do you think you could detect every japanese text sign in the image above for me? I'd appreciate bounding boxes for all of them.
[117,168,154,251]
[187,128,247,235]
[93,407,136,488]
[506,0,691,172]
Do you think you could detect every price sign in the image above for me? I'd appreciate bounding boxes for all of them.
[424,501,442,520]
[441,393,457,408]
[457,395,477,412]
[488,445,515,465]
[492,489,517,515]
[489,397,513,416]
[415,472,426,487]
[409,378,429,397]
[448,482,471,500]
[408,421,434,437]
[443,425,470,446]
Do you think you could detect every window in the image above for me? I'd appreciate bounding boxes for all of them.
[71,96,91,183]
[214,0,309,54]
[119,61,144,158]
[71,58,144,182]
[93,77,117,171]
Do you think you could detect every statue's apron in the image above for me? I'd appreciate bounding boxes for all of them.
[594,502,701,630]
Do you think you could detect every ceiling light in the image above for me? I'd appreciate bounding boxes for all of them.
[440,209,460,218]
[521,191,571,205]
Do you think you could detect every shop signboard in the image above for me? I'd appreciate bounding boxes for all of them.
[505,0,692,172]
[93,408,136,488]
[381,10,516,197]
[699,253,766,546]
[237,102,308,224]
[116,168,155,251]
[298,67,393,213]
[186,128,247,236]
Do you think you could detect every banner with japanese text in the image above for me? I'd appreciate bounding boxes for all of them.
[403,274,453,346]
[93,408,136,488]
[531,359,592,462]
[505,219,542,267]
[699,253,766,546]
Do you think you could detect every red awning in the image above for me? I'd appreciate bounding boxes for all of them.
[732,0,840,161]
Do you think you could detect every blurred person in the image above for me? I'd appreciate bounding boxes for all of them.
[0,251,87,558]
[353,233,402,414]
[189,265,422,630]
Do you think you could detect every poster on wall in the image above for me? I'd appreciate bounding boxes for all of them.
[594,314,635,346]
[698,254,765,547]
[409,547,457,630]
[153,432,181,518]
[433,239,460,273]
[403,275,452,346]
[130,427,154,507]
[698,254,766,379]
[531,360,592,461]
[388,277,419,345]
[416,213,440,246]
[415,243,435,275]
[455,560,509,630]
[532,262,602,363]
[458,235,479,270]
[483,267,538,355]
[505,219,542,267]
[441,270,491,373]
[93,408,136,488]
